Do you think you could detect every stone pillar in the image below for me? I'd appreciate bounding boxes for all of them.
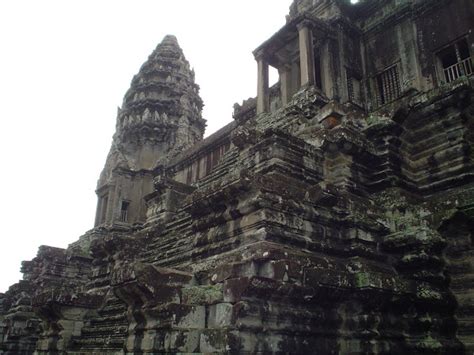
[94,189,110,227]
[104,185,115,225]
[256,55,269,114]
[279,67,292,106]
[94,196,102,227]
[320,40,334,98]
[298,21,315,87]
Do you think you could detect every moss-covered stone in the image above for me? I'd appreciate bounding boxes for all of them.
[181,285,223,305]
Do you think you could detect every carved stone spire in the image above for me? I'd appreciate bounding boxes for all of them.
[95,35,205,226]
[117,35,205,154]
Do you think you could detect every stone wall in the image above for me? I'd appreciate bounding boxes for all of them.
[1,0,473,354]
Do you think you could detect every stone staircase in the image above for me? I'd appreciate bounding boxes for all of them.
[399,100,473,193]
[142,149,240,267]
[442,209,474,353]
[70,295,128,353]
[194,148,239,188]
[142,212,193,266]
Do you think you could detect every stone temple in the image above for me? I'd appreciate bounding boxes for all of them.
[1,0,473,353]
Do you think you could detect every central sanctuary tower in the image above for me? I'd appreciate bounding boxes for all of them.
[95,35,206,227]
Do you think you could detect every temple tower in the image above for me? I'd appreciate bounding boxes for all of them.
[94,35,205,227]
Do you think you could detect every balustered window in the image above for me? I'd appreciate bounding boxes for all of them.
[376,64,401,106]
[437,38,472,83]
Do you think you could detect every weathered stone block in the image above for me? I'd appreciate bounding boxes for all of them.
[166,329,201,353]
[181,285,223,305]
[199,329,239,353]
[175,305,206,329]
[208,303,234,328]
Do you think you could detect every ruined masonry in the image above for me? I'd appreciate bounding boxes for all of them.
[1,0,473,354]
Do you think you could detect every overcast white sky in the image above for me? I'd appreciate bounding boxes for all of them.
[0,0,294,292]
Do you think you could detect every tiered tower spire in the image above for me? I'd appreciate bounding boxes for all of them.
[95,35,205,227]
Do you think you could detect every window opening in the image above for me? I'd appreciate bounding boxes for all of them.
[120,200,129,222]
[314,55,322,90]
[437,38,472,83]
[376,64,401,106]
[347,75,354,100]
[269,65,279,87]
[347,69,362,105]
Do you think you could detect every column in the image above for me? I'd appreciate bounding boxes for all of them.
[320,40,334,98]
[256,55,269,114]
[298,20,315,87]
[279,67,292,106]
[94,196,102,227]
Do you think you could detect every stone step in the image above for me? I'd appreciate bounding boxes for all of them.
[80,324,128,336]
[145,242,194,265]
[89,314,127,326]
[70,336,124,349]
[144,229,192,260]
[165,215,191,232]
[71,294,129,352]
[196,149,239,187]
[143,151,238,263]
[143,215,193,261]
